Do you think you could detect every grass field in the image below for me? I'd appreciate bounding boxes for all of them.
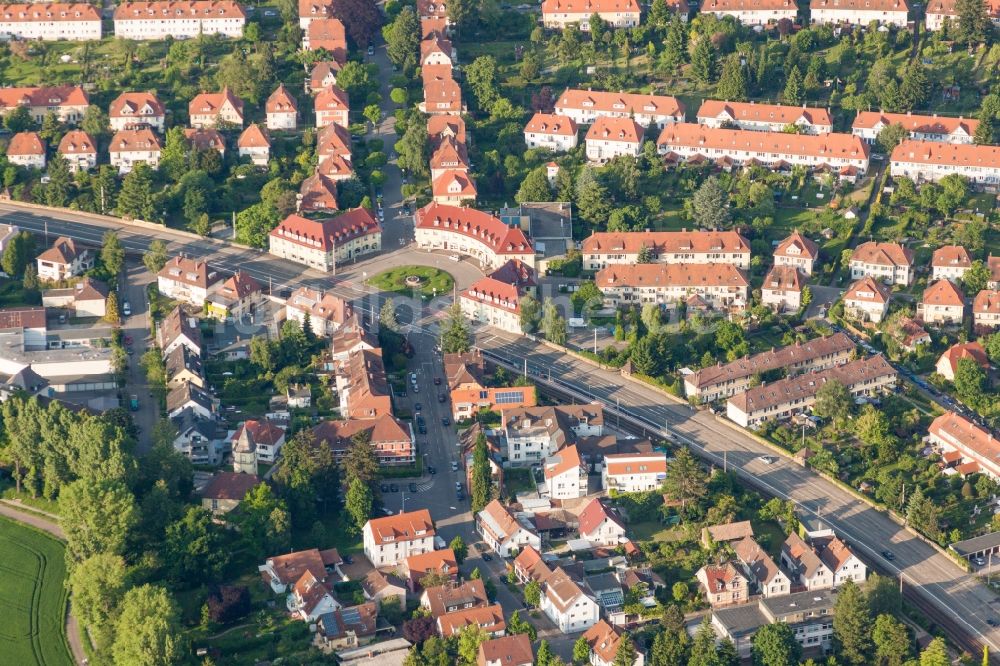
[368,266,455,299]
[0,517,73,666]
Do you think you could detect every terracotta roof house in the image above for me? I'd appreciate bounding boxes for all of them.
[810,0,910,26]
[437,604,506,638]
[414,202,535,270]
[421,64,463,115]
[695,562,749,607]
[360,569,407,608]
[931,245,973,282]
[898,316,931,351]
[780,532,834,590]
[524,112,579,152]
[285,286,354,337]
[266,83,298,130]
[773,230,820,275]
[595,263,750,311]
[734,537,791,598]
[543,444,588,500]
[335,348,392,419]
[305,17,347,59]
[238,124,271,166]
[268,208,381,274]
[512,544,552,585]
[699,0,797,24]
[298,173,339,212]
[581,229,751,270]
[7,131,46,169]
[429,135,470,180]
[578,497,628,546]
[697,100,833,134]
[843,275,892,324]
[232,418,286,473]
[919,279,966,326]
[184,127,225,156]
[314,84,349,128]
[890,139,1000,187]
[108,128,162,173]
[200,471,261,514]
[157,255,223,307]
[189,87,245,128]
[928,410,1000,482]
[584,116,644,163]
[404,548,458,592]
[853,110,979,145]
[317,602,377,650]
[56,130,97,172]
[816,536,867,587]
[109,91,165,131]
[974,289,1000,332]
[761,265,804,313]
[478,499,542,557]
[259,547,343,593]
[428,114,466,144]
[582,619,637,666]
[36,236,93,281]
[308,60,342,93]
[554,88,685,128]
[0,85,89,124]
[113,1,246,40]
[205,270,262,320]
[420,579,489,618]
[478,633,534,666]
[936,341,989,382]
[363,510,436,567]
[432,169,477,205]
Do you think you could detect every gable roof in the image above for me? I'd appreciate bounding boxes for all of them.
[200,471,261,500]
[479,499,534,545]
[415,202,534,256]
[438,604,505,637]
[37,236,86,265]
[365,509,435,545]
[763,265,803,292]
[583,619,626,664]
[159,305,202,351]
[8,131,45,156]
[299,173,339,212]
[0,85,88,110]
[234,418,285,448]
[287,286,352,324]
[781,532,828,579]
[269,208,380,252]
[543,444,583,479]
[525,112,578,137]
[974,289,1000,315]
[585,116,643,144]
[57,130,97,156]
[938,341,989,375]
[854,111,978,136]
[595,262,750,289]
[698,100,833,128]
[704,521,754,543]
[189,87,245,119]
[582,229,749,256]
[892,139,1000,170]
[578,497,626,537]
[238,123,271,149]
[109,91,164,118]
[921,279,965,308]
[423,579,488,618]
[158,255,222,290]
[556,88,683,119]
[844,276,891,304]
[932,245,972,269]
[110,128,162,153]
[734,537,785,585]
[478,634,533,666]
[774,231,820,259]
[266,83,298,114]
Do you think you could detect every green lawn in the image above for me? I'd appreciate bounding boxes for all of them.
[628,520,685,543]
[0,517,73,666]
[367,266,455,299]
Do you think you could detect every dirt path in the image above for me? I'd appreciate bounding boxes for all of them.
[0,502,88,666]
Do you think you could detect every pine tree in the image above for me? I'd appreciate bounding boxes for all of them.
[716,54,749,101]
[440,302,471,354]
[345,477,373,534]
[898,61,929,111]
[663,447,706,515]
[691,176,731,229]
[470,433,492,512]
[783,66,805,105]
[691,38,716,83]
[688,619,719,666]
[44,156,72,208]
[955,0,989,43]
[833,579,872,665]
[661,15,688,69]
[116,164,156,221]
[974,119,995,145]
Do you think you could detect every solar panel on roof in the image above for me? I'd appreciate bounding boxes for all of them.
[340,607,362,625]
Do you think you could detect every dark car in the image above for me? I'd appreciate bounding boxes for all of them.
[482,553,492,562]
[342,555,353,565]
[438,393,447,403]
[427,466,436,475]
[456,491,465,501]
[415,403,422,412]
[441,417,451,426]
[434,377,442,385]
[989,618,999,628]
[380,483,389,492]
[419,424,427,434]
[408,483,418,493]
[881,550,895,561]
[389,483,399,493]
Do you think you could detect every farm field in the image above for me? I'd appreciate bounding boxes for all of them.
[0,517,73,666]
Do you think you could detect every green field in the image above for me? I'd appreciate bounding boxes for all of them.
[0,518,73,666]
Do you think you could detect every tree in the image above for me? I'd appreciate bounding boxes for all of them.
[872,614,912,666]
[1,230,35,278]
[402,616,437,644]
[238,483,290,556]
[751,622,801,666]
[143,239,169,273]
[613,634,637,666]
[717,54,749,101]
[537,640,554,666]
[507,610,537,641]
[516,167,553,203]
[206,585,251,625]
[688,619,720,666]
[575,166,610,226]
[345,477,373,533]
[81,105,109,137]
[117,164,156,221]
[470,433,492,512]
[44,156,72,208]
[112,585,181,666]
[164,506,229,584]
[919,637,950,666]
[541,298,567,345]
[59,479,138,566]
[524,579,542,608]
[906,485,940,539]
[448,535,467,563]
[384,5,419,68]
[101,231,125,277]
[465,56,501,112]
[573,635,591,665]
[440,302,471,353]
[691,38,717,83]
[4,106,33,133]
[955,0,990,43]
[380,298,399,332]
[69,553,128,652]
[457,624,487,664]
[390,88,408,106]
[661,15,687,68]
[974,117,996,145]
[954,356,987,406]
[344,431,379,485]
[899,61,929,111]
[691,177,731,229]
[395,119,430,178]
[813,379,851,423]
[783,66,805,105]
[963,260,991,295]
[833,579,872,665]
[520,294,542,334]
[663,447,706,515]
[329,0,380,46]
[876,123,909,155]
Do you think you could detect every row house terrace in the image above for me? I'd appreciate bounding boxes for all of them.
[696,100,833,134]
[0,85,88,124]
[313,414,415,465]
[429,136,469,180]
[109,91,166,132]
[928,411,1000,482]
[595,262,750,310]
[657,124,871,175]
[414,202,536,270]
[0,3,100,41]
[684,332,855,403]
[925,0,1000,30]
[113,0,245,39]
[268,208,381,273]
[699,0,797,24]
[726,355,897,428]
[540,0,641,30]
[335,348,392,420]
[555,88,685,129]
[809,0,909,26]
[853,111,979,145]
[362,509,435,568]
[420,35,455,66]
[890,140,1000,187]
[582,229,751,270]
[849,240,914,285]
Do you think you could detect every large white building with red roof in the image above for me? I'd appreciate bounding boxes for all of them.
[582,230,751,271]
[109,128,162,173]
[57,130,98,172]
[809,0,909,26]
[543,444,587,499]
[925,0,1000,30]
[657,124,870,174]
[890,140,1000,187]
[0,3,101,41]
[157,255,223,307]
[696,100,833,134]
[602,450,667,493]
[0,85,89,124]
[853,111,979,145]
[266,83,298,131]
[524,112,578,152]
[974,289,1000,331]
[931,245,973,282]
[109,91,165,132]
[700,0,797,23]
[540,0,641,29]
[362,509,436,567]
[460,276,523,335]
[928,411,1000,481]
[285,286,353,337]
[190,87,245,128]
[7,131,46,169]
[850,241,914,285]
[578,498,628,545]
[313,414,415,465]
[843,275,891,323]
[113,0,245,39]
[585,116,644,162]
[761,265,804,312]
[773,231,820,275]
[414,203,536,270]
[555,88,685,128]
[918,279,966,325]
[595,263,750,310]
[314,85,349,128]
[268,208,381,273]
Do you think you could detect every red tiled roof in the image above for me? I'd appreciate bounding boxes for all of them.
[854,111,978,136]
[269,208,380,252]
[314,84,349,117]
[298,173,339,212]
[582,229,749,255]
[462,276,522,314]
[891,139,1000,169]
[8,131,44,156]
[238,123,271,148]
[201,471,261,500]
[702,0,794,9]
[0,3,99,22]
[763,265,803,292]
[366,509,435,545]
[583,620,625,664]
[57,130,96,155]
[478,634,533,666]
[158,255,222,290]
[110,128,162,153]
[852,241,914,268]
[525,112,578,137]
[932,244,972,269]
[184,127,225,153]
[189,87,244,119]
[415,202,534,255]
[234,419,285,447]
[0,306,46,330]
[556,88,683,118]
[307,18,347,57]
[595,262,749,289]
[698,100,833,128]
[938,342,989,375]
[438,604,505,637]
[844,276,891,304]
[974,289,1000,315]
[109,91,164,119]
[774,231,820,260]
[432,169,477,199]
[0,85,88,110]
[921,279,965,308]
[585,116,643,144]
[115,0,245,20]
[578,497,625,537]
[658,123,868,161]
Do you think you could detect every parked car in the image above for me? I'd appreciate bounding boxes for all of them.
[380,483,389,492]
[414,403,422,412]
[389,483,399,493]
[427,466,436,475]
[881,550,895,561]
[434,377,442,385]
[418,424,427,434]
[482,553,492,561]
[408,483,418,493]
[122,301,132,316]
[451,461,459,472]
[441,417,451,426]
[457,490,465,501]
[438,393,447,403]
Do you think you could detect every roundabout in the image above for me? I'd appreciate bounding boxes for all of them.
[366,265,456,299]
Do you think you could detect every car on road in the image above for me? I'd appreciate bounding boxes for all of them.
[455,481,462,491]
[380,483,389,492]
[380,507,394,516]
[410,372,417,385]
[418,424,427,434]
[124,335,133,345]
[262,8,276,15]
[389,483,399,493]
[427,466,436,475]
[367,45,374,55]
[377,209,384,221]
[408,483,418,493]
[451,461,459,472]
[415,403,422,412]
[413,385,420,394]
[758,455,777,465]
[988,618,999,628]
[457,490,465,501]
[438,393,447,403]
[416,416,425,426]
[441,417,451,426]
[403,203,411,215]
[122,301,132,316]
[881,550,895,561]
[434,377,442,385]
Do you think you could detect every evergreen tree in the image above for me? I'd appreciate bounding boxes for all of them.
[919,637,949,666]
[81,105,109,137]
[663,447,706,515]
[1,230,35,278]
[520,294,542,334]
[537,641,554,666]
[974,119,996,145]
[833,579,872,665]
[613,634,637,666]
[872,613,912,666]
[751,622,801,666]
[691,38,717,83]
[716,54,749,101]
[541,298,567,345]
[470,433,492,512]
[116,164,156,221]
[345,476,373,533]
[516,167,554,203]
[101,231,125,277]
[344,431,379,485]
[648,0,672,31]
[440,302,471,353]
[688,619,720,666]
[384,6,419,69]
[955,0,989,43]
[380,298,399,332]
[44,156,72,208]
[898,61,929,111]
[691,176,731,229]
[783,66,805,104]
[394,120,430,178]
[574,166,610,226]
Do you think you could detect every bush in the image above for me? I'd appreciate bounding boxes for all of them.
[207,585,251,625]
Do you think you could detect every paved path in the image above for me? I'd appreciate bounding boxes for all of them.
[0,502,88,666]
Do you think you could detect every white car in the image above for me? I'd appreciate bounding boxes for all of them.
[122,301,132,316]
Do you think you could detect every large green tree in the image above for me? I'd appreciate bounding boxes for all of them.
[691,38,717,83]
[470,433,492,512]
[164,506,230,584]
[384,6,419,69]
[919,637,950,666]
[783,66,805,105]
[117,164,157,221]
[441,302,471,353]
[664,447,706,515]
[1,230,35,278]
[69,553,128,652]
[872,613,912,666]
[691,177,731,229]
[59,479,138,566]
[465,56,501,112]
[751,622,801,666]
[813,378,852,423]
[541,297,567,345]
[101,230,125,277]
[717,54,749,101]
[955,0,990,43]
[112,585,181,666]
[345,476,373,533]
[833,579,872,665]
